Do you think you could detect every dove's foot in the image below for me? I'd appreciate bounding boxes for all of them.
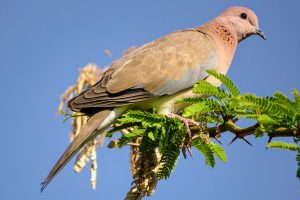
[168,112,200,158]
[167,112,200,130]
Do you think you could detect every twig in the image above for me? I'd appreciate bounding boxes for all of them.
[190,120,300,143]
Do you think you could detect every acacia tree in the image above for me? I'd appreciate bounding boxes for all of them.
[59,64,300,200]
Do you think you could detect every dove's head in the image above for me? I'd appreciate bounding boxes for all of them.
[218,6,266,42]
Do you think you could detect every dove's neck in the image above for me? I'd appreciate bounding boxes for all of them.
[195,19,239,84]
[196,18,238,56]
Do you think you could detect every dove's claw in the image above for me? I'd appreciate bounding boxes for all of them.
[168,112,199,158]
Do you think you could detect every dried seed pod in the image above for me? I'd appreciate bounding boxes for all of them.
[57,63,103,189]
[125,149,161,200]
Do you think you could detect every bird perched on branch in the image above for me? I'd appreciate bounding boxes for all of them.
[41,6,266,191]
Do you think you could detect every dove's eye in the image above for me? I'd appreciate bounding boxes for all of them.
[240,13,248,20]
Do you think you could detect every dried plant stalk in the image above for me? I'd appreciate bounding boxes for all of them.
[90,139,97,190]
[57,47,137,190]
[57,63,103,189]
[125,149,161,200]
[130,140,139,177]
[107,127,161,199]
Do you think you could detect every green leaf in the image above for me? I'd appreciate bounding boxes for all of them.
[274,91,298,115]
[296,153,300,180]
[192,80,228,99]
[158,147,180,179]
[118,128,146,147]
[139,134,158,156]
[192,138,215,168]
[170,127,186,147]
[253,127,265,138]
[267,141,300,181]
[242,94,287,116]
[60,111,85,123]
[257,114,277,124]
[209,142,227,163]
[119,110,165,126]
[267,141,300,152]
[206,69,240,97]
[108,123,140,134]
[159,127,169,154]
[177,97,208,104]
[62,116,72,123]
[183,99,221,117]
[291,89,300,110]
[148,131,156,141]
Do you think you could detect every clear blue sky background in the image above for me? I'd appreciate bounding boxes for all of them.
[1,0,299,199]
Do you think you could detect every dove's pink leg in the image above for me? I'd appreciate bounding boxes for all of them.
[168,112,200,130]
[168,112,200,158]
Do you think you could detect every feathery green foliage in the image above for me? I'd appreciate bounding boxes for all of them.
[267,141,300,180]
[191,137,228,167]
[206,69,240,97]
[192,138,216,167]
[291,89,300,109]
[180,69,300,181]
[110,110,186,179]
[192,80,228,99]
[158,147,180,179]
[103,69,300,199]
[209,141,227,163]
[267,141,300,152]
[183,99,221,117]
[297,153,300,180]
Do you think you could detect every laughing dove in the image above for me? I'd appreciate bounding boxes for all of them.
[41,6,266,191]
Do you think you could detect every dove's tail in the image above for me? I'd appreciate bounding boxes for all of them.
[40,110,113,192]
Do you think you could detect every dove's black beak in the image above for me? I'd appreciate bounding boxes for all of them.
[256,29,267,40]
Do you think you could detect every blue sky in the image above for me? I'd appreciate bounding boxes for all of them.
[1,0,299,199]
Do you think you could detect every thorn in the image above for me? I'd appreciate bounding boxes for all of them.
[242,137,253,147]
[228,135,253,146]
[228,136,238,145]
[267,136,273,143]
[186,144,193,158]
[293,136,298,143]
[213,136,222,144]
[182,147,187,159]
[233,117,239,123]
[266,136,273,149]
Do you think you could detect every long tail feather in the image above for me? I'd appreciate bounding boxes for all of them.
[40,110,111,192]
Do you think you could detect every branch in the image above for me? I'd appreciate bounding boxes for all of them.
[190,119,300,145]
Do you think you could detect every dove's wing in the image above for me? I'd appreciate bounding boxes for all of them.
[69,29,217,113]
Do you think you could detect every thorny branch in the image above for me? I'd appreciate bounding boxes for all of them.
[107,114,300,200]
[189,118,300,146]
[109,118,300,150]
